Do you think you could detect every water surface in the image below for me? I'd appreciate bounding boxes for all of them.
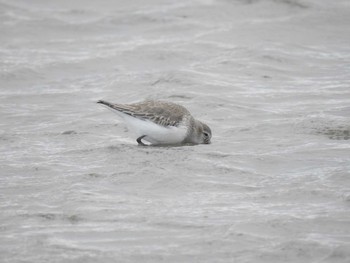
[1,0,350,262]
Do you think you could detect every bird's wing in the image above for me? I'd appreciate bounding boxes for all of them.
[98,100,189,127]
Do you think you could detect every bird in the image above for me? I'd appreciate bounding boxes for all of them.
[97,99,211,146]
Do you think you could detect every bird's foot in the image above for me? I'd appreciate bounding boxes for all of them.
[137,135,147,146]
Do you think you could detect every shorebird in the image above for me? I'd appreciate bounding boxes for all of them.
[97,100,211,146]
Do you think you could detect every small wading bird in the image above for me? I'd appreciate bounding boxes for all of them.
[97,100,212,146]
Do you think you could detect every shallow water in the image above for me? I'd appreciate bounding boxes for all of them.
[1,0,350,262]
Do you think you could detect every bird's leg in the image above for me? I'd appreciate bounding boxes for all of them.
[137,135,147,146]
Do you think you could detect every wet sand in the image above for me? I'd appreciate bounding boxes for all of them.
[1,0,350,262]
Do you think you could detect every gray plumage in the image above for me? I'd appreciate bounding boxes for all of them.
[97,99,212,145]
[98,100,188,127]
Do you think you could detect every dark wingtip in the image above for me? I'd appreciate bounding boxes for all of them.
[97,100,114,109]
[97,100,110,106]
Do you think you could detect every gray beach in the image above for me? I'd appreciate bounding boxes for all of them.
[1,0,350,262]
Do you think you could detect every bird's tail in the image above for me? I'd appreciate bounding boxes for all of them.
[97,100,115,108]
[97,100,135,117]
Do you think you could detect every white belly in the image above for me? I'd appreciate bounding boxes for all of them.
[117,113,188,145]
